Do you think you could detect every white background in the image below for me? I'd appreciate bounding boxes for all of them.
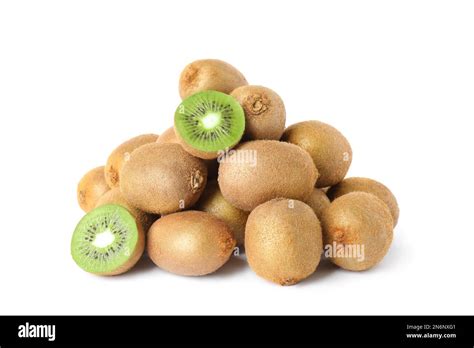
[1,0,473,315]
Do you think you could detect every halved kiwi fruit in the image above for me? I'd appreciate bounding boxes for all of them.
[174,90,245,159]
[77,166,110,212]
[71,204,145,275]
[218,140,318,211]
[147,211,236,276]
[231,85,286,140]
[321,192,393,271]
[120,143,208,214]
[327,177,399,226]
[105,134,159,188]
[179,59,248,99]
[245,199,323,285]
[281,121,352,188]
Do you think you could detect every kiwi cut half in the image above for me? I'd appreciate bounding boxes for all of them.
[71,204,144,275]
[174,90,245,159]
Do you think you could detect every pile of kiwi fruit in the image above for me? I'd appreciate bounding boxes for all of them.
[72,59,399,285]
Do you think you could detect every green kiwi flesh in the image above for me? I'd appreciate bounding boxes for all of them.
[71,204,145,275]
[174,90,245,159]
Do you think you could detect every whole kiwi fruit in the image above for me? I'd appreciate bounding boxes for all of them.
[218,140,318,211]
[156,126,218,179]
[327,177,399,226]
[71,204,145,276]
[156,127,179,144]
[281,121,352,188]
[95,188,157,233]
[105,134,159,188]
[230,85,286,140]
[245,198,323,286]
[321,192,393,271]
[147,211,236,276]
[77,166,110,212]
[120,143,207,215]
[179,59,248,99]
[195,181,249,246]
[305,188,331,220]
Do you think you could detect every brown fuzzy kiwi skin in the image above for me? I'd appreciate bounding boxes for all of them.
[281,121,352,188]
[95,188,158,233]
[179,59,248,99]
[327,177,399,226]
[105,134,159,188]
[218,140,318,211]
[321,192,393,271]
[147,211,236,276]
[156,127,179,144]
[101,218,145,276]
[304,188,331,220]
[175,130,237,160]
[245,199,323,286]
[230,85,286,140]
[77,166,110,212]
[120,143,207,215]
[195,181,249,246]
[155,127,218,179]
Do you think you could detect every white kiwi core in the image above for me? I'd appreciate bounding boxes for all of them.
[201,113,221,129]
[92,229,115,248]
